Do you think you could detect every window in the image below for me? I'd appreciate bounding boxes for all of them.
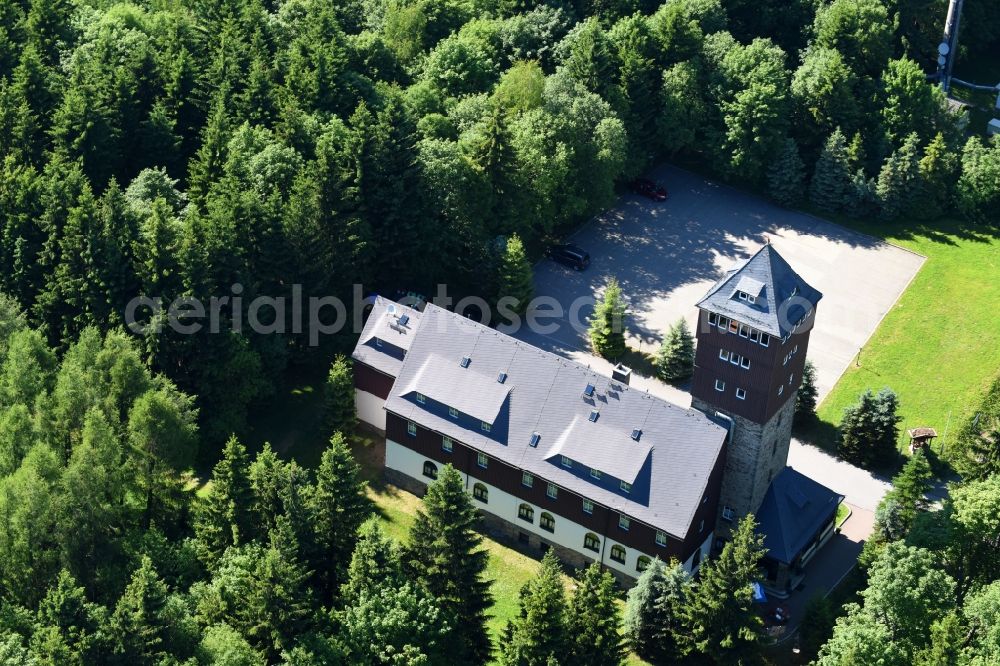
[481,421,491,433]
[473,483,488,503]
[477,452,488,468]
[540,512,555,533]
[719,349,730,362]
[422,461,437,479]
[610,545,627,564]
[760,333,770,347]
[736,388,747,400]
[750,329,760,343]
[777,385,784,396]
[547,483,558,499]
[497,371,507,384]
[739,324,749,338]
[722,505,735,521]
[460,356,471,368]
[590,468,602,480]
[415,392,425,404]
[637,556,652,573]
[584,533,600,552]
[582,499,594,514]
[518,503,534,523]
[619,514,630,531]
[561,455,572,468]
[746,294,756,304]
[738,291,748,301]
[375,337,383,347]
[442,437,453,453]
[729,320,739,334]
[730,353,741,366]
[708,312,718,326]
[407,421,417,437]
[783,353,789,366]
[620,480,632,494]
[715,379,725,392]
[741,357,750,369]
[522,472,534,488]
[588,409,600,422]
[718,316,729,331]
[655,531,667,547]
[448,407,459,419]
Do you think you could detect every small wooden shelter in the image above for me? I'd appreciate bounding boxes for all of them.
[907,427,938,453]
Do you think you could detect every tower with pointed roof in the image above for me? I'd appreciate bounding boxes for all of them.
[690,245,823,536]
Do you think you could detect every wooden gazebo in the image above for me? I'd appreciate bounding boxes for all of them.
[907,427,938,453]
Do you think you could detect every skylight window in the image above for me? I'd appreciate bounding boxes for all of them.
[398,314,410,326]
[497,371,507,384]
[459,356,471,368]
[529,432,540,447]
[588,410,599,423]
[583,383,596,397]
[631,428,642,441]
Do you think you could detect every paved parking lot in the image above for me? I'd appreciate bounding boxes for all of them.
[513,165,922,511]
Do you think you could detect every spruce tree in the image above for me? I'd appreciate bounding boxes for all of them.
[767,138,807,207]
[654,318,695,382]
[810,129,852,213]
[795,360,819,421]
[309,432,370,603]
[499,550,568,666]
[838,388,901,468]
[625,558,691,663]
[31,569,107,663]
[498,234,534,316]
[589,278,628,360]
[194,435,256,569]
[403,465,492,665]
[325,355,356,438]
[876,132,921,220]
[566,563,625,666]
[885,448,933,528]
[341,521,404,605]
[914,132,958,220]
[110,556,171,664]
[679,515,766,663]
[844,168,877,218]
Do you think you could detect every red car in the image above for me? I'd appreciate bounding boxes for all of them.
[633,178,668,201]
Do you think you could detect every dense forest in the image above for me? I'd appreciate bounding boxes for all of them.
[1,0,1000,662]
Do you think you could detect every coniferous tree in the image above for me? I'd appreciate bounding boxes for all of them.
[795,360,819,421]
[30,569,108,664]
[193,436,256,569]
[844,168,877,218]
[589,278,627,359]
[952,377,1000,482]
[566,562,625,666]
[955,136,1000,224]
[404,465,492,665]
[499,550,568,666]
[679,515,766,663]
[798,595,836,661]
[624,558,691,663]
[838,388,901,468]
[110,556,172,664]
[914,133,958,220]
[654,318,695,382]
[767,138,807,207]
[341,521,404,606]
[309,432,370,603]
[497,234,534,317]
[810,129,852,213]
[324,355,356,438]
[885,448,934,528]
[876,132,921,220]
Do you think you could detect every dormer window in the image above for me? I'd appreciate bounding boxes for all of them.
[481,421,491,433]
[374,337,383,347]
[415,393,426,404]
[737,291,756,304]
[448,407,459,419]
[590,468,602,480]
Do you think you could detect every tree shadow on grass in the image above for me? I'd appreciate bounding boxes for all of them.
[793,415,840,453]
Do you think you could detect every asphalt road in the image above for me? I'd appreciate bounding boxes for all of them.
[514,165,921,512]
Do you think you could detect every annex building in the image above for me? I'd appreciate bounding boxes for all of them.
[352,245,843,592]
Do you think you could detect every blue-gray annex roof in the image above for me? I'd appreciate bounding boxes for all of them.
[697,245,823,338]
[756,467,844,564]
[380,304,729,539]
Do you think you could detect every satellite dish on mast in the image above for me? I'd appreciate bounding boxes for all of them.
[938,42,950,56]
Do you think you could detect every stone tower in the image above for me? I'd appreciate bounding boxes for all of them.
[689,245,823,537]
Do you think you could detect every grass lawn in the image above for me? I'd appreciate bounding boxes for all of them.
[835,503,850,528]
[799,217,1000,465]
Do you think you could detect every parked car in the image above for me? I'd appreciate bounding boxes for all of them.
[632,178,668,201]
[545,244,591,270]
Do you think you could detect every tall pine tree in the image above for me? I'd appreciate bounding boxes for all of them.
[624,558,691,663]
[497,233,534,317]
[499,549,568,666]
[403,465,493,665]
[810,128,852,213]
[767,138,807,207]
[654,318,695,382]
[193,435,256,569]
[566,562,625,666]
[589,278,627,359]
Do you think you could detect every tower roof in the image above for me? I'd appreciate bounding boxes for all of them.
[696,244,822,338]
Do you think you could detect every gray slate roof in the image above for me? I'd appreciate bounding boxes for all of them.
[380,304,729,539]
[397,353,512,425]
[352,297,423,377]
[756,467,844,564]
[697,245,823,338]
